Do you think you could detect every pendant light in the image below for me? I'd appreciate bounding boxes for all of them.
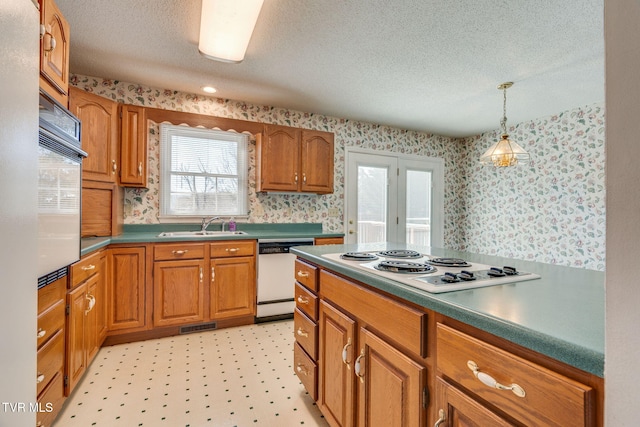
[479,82,530,167]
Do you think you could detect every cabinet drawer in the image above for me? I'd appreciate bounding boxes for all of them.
[294,259,318,291]
[37,299,65,349]
[294,341,318,400]
[37,371,65,427]
[38,276,66,314]
[154,243,205,260]
[437,323,593,427]
[36,328,64,396]
[295,282,318,320]
[294,308,317,360]
[320,270,427,357]
[70,250,102,288]
[209,240,255,258]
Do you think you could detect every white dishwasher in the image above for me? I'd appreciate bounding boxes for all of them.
[256,238,314,322]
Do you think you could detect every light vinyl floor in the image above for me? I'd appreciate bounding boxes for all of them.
[53,320,327,427]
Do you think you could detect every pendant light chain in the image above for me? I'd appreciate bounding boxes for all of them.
[500,86,508,135]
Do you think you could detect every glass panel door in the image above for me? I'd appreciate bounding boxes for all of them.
[403,169,432,246]
[346,153,397,244]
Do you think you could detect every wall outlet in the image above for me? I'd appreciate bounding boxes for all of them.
[328,208,340,217]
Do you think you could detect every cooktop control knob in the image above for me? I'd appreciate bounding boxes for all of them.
[503,266,517,275]
[458,270,476,281]
[441,272,460,283]
[487,267,506,277]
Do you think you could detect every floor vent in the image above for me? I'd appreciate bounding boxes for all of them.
[180,322,217,334]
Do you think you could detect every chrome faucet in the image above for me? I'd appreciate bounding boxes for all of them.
[200,216,220,232]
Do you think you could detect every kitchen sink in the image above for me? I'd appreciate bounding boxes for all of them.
[156,230,247,238]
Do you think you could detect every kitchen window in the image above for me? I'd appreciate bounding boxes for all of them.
[159,124,249,219]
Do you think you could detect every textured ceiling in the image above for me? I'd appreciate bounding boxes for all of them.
[55,0,604,137]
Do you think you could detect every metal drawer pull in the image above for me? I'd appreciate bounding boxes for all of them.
[225,248,239,253]
[297,296,309,305]
[37,329,47,339]
[297,270,309,278]
[81,264,96,271]
[171,250,189,255]
[341,337,352,366]
[37,373,45,384]
[434,409,446,427]
[296,327,308,338]
[296,363,309,376]
[467,360,526,398]
[354,348,365,383]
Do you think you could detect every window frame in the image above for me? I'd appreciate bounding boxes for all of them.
[158,123,249,221]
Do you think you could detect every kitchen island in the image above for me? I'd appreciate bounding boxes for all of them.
[291,243,604,426]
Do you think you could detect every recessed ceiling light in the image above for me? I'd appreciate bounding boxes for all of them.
[202,86,217,94]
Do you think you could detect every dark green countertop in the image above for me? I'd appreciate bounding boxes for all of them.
[81,223,343,255]
[290,242,605,378]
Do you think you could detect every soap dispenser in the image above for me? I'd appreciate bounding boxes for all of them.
[228,217,236,232]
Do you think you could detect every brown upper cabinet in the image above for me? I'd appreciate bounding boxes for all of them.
[119,104,148,187]
[39,0,70,106]
[257,125,334,194]
[69,87,120,184]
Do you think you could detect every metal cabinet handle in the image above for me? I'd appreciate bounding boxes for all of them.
[211,267,215,282]
[225,248,239,253]
[296,327,308,338]
[434,409,446,427]
[37,373,45,384]
[297,270,309,278]
[171,250,189,255]
[199,267,203,282]
[81,264,96,271]
[303,172,307,184]
[354,348,365,383]
[296,295,309,305]
[112,160,117,173]
[294,172,298,183]
[138,161,143,176]
[341,337,352,366]
[39,24,56,54]
[296,363,309,376]
[85,294,96,316]
[467,360,526,397]
[37,329,47,339]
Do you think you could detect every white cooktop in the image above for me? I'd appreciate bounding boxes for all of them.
[322,252,540,293]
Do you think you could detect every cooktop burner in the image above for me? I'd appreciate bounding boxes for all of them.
[340,252,379,261]
[374,260,437,274]
[425,257,471,267]
[377,249,422,259]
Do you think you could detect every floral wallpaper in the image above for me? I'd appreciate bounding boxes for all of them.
[70,75,605,271]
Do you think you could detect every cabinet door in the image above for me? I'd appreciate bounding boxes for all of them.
[301,130,334,194]
[119,104,148,187]
[108,247,147,332]
[210,256,256,319]
[357,328,426,427]
[40,0,69,99]
[434,377,515,427]
[318,300,357,427]
[257,125,301,192]
[94,251,108,344]
[153,259,206,327]
[69,87,119,183]
[65,282,87,395]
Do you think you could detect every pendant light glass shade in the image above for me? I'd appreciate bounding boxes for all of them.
[480,82,530,167]
[479,134,530,167]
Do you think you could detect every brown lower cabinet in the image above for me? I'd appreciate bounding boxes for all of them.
[107,245,149,333]
[295,257,604,427]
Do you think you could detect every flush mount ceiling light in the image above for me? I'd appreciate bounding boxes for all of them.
[201,85,217,93]
[480,82,530,167]
[198,0,264,63]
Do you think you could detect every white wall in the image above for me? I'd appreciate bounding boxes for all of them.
[0,0,39,425]
[604,0,640,424]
